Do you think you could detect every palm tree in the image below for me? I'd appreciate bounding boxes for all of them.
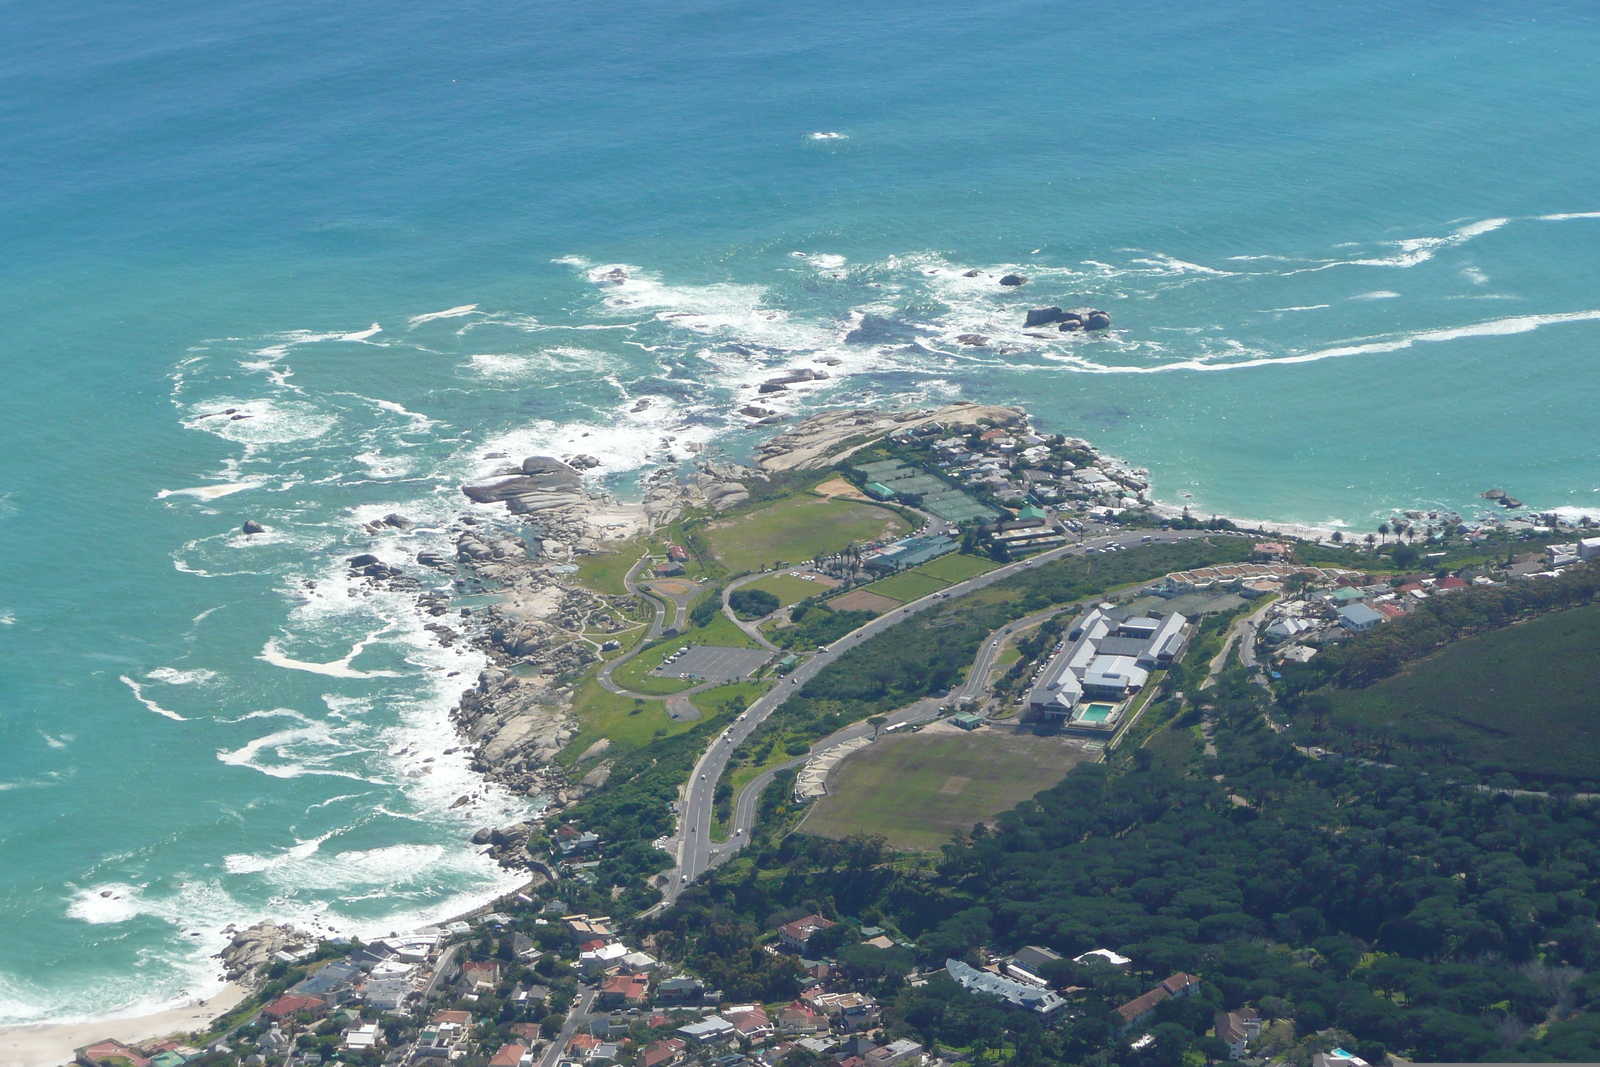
[1365,533,1377,550]
[1377,523,1390,543]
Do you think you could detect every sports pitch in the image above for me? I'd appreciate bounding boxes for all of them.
[799,729,1091,850]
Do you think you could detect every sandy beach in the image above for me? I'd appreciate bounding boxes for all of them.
[0,985,247,1067]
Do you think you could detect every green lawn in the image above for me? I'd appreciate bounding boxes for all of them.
[799,731,1091,850]
[862,570,950,603]
[916,552,1000,583]
[573,545,643,596]
[741,573,829,608]
[1324,601,1600,782]
[702,495,907,573]
[559,679,700,766]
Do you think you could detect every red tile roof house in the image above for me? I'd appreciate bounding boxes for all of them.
[778,914,836,951]
[726,1006,774,1044]
[489,1045,529,1067]
[77,1042,151,1067]
[598,972,650,1010]
[261,994,327,1021]
[510,1024,542,1044]
[568,1034,600,1056]
[636,1038,686,1067]
[1112,973,1202,1033]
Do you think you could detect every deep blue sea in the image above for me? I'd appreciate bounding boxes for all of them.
[3,0,1599,1023]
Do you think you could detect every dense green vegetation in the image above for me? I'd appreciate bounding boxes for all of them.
[771,599,877,650]
[1318,601,1600,783]
[729,587,781,619]
[656,679,1600,1064]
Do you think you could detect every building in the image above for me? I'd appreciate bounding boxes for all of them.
[597,973,649,1010]
[1027,609,1189,727]
[580,941,629,975]
[667,545,689,562]
[864,1040,924,1067]
[636,1039,686,1067]
[1214,1013,1249,1060]
[726,1006,774,1044]
[343,1024,382,1052]
[261,994,326,1021]
[677,1018,736,1046]
[489,1046,530,1067]
[1337,603,1385,631]
[1072,948,1131,971]
[1005,945,1061,984]
[654,562,686,578]
[777,1002,825,1035]
[945,959,1065,1016]
[950,712,985,730]
[1112,973,1202,1033]
[77,1042,151,1067]
[654,976,706,1004]
[778,914,836,951]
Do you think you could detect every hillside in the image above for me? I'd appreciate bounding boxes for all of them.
[1325,601,1600,783]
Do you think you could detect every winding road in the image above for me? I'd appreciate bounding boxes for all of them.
[659,528,1213,904]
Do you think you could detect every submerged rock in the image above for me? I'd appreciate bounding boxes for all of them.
[1024,306,1068,328]
[955,334,991,346]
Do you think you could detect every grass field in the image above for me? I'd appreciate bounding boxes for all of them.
[703,496,907,573]
[559,679,700,766]
[1324,602,1600,782]
[861,570,949,603]
[915,553,999,583]
[573,546,642,596]
[800,730,1091,850]
[742,573,828,608]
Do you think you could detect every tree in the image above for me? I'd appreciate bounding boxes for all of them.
[1377,522,1390,543]
[868,716,887,737]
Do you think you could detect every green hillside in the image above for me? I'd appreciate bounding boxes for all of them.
[1326,601,1600,782]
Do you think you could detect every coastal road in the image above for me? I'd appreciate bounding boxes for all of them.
[662,528,1211,902]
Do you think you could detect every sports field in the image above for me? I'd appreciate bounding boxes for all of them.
[861,570,948,603]
[800,729,1089,850]
[702,496,906,573]
[743,572,836,608]
[916,553,999,583]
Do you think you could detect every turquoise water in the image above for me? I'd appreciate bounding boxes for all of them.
[4,0,1600,1023]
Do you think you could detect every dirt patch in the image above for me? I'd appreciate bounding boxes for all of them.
[647,579,698,596]
[814,477,868,500]
[939,776,971,795]
[828,589,902,614]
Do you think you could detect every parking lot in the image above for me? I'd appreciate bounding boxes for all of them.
[651,645,772,682]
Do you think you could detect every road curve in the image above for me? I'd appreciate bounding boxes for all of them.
[660,528,1212,904]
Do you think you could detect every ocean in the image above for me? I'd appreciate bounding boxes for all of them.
[3,0,1599,1023]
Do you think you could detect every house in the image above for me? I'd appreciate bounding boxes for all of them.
[636,1039,686,1067]
[1214,1013,1249,1060]
[580,941,629,975]
[654,562,686,578]
[726,1005,774,1043]
[778,914,836,951]
[667,545,689,562]
[945,959,1065,1016]
[462,960,503,992]
[777,1002,825,1035]
[556,828,602,855]
[1252,542,1291,561]
[261,994,327,1021]
[620,951,659,973]
[597,973,649,1010]
[489,1046,530,1067]
[1006,945,1061,983]
[1337,603,1385,631]
[1436,575,1470,591]
[343,1023,382,1052]
[589,1043,620,1063]
[77,1042,151,1067]
[864,1040,924,1067]
[1071,948,1131,971]
[1111,974,1201,1033]
[677,1017,736,1046]
[1581,536,1600,561]
[510,1024,543,1044]
[654,976,706,1005]
[420,1010,474,1053]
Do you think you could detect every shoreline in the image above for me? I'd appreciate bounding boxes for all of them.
[7,402,1565,1060]
[0,986,248,1067]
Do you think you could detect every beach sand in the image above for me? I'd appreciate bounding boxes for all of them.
[0,985,248,1067]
